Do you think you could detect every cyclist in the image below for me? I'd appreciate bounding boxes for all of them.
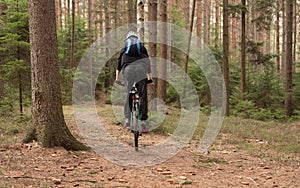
[115,31,152,133]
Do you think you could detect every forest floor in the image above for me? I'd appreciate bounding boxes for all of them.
[0,105,299,188]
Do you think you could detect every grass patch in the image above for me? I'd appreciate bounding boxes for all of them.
[221,117,300,160]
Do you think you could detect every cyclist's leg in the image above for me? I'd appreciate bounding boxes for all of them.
[137,78,148,121]
[123,65,135,122]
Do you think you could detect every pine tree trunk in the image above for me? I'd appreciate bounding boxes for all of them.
[75,0,80,16]
[56,0,62,29]
[285,0,293,116]
[70,0,75,68]
[179,0,190,28]
[26,0,88,150]
[275,0,280,74]
[158,0,167,102]
[138,0,145,41]
[88,0,92,46]
[292,0,297,72]
[241,0,246,98]
[215,0,220,49]
[203,0,211,45]
[282,0,286,77]
[99,0,104,38]
[223,0,230,116]
[196,0,202,41]
[231,0,237,60]
[148,0,158,110]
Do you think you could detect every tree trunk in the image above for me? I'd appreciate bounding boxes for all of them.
[184,0,196,75]
[203,0,211,45]
[70,0,75,68]
[138,0,145,41]
[215,0,220,49]
[88,0,92,46]
[196,0,202,41]
[75,0,80,16]
[285,0,293,116]
[179,0,190,28]
[158,0,167,102]
[148,0,158,110]
[56,0,62,29]
[241,0,246,99]
[18,71,23,115]
[282,0,286,77]
[231,0,237,60]
[223,0,230,116]
[26,0,88,151]
[275,0,280,74]
[99,0,104,38]
[292,0,297,72]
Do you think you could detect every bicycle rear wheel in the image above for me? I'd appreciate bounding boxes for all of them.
[134,129,139,151]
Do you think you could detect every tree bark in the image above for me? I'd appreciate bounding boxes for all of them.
[285,0,293,116]
[292,0,297,72]
[223,0,230,116]
[275,0,280,74]
[56,0,62,30]
[215,0,220,49]
[26,0,88,151]
[282,0,286,77]
[158,0,167,102]
[241,0,246,99]
[148,0,158,110]
[70,0,75,68]
[196,0,202,41]
[231,0,237,60]
[203,0,211,45]
[138,0,145,41]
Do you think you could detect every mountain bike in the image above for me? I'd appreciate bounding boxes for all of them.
[116,79,152,151]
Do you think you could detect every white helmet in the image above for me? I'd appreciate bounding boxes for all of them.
[126,31,138,39]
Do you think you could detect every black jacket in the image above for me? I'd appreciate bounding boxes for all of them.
[117,46,151,74]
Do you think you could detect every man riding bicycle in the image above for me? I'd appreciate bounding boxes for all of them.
[115,31,152,133]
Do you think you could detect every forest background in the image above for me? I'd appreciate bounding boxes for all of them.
[0,0,300,125]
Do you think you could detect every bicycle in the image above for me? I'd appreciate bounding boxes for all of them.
[116,79,152,151]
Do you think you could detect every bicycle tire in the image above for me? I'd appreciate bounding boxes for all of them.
[134,130,139,151]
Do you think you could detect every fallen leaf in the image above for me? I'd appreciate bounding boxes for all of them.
[179,176,187,180]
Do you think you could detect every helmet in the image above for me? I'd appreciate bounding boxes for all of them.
[126,31,138,39]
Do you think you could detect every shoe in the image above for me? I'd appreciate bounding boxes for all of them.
[140,120,149,133]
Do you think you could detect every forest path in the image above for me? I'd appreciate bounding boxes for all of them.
[0,105,299,187]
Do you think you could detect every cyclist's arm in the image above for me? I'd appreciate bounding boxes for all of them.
[116,48,125,81]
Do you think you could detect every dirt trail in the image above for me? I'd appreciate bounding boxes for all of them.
[0,111,299,188]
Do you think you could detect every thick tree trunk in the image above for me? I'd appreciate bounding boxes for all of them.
[223,0,230,116]
[285,0,293,116]
[26,0,88,151]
